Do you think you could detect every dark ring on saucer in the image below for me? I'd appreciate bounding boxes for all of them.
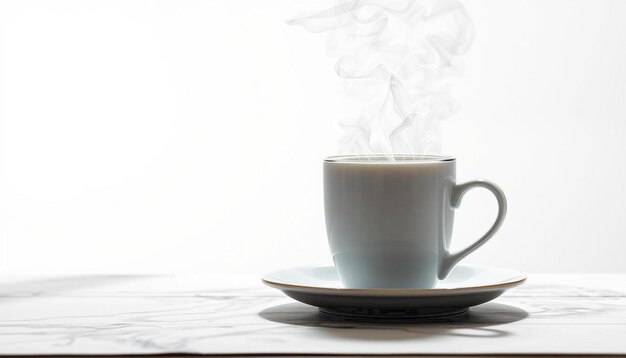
[319,306,469,322]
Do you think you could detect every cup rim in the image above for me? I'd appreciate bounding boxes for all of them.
[324,154,456,164]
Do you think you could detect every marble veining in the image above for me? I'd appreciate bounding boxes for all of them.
[0,274,625,355]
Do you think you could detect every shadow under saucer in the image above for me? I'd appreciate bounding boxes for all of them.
[259,302,528,340]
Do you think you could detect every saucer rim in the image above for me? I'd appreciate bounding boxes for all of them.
[262,264,527,297]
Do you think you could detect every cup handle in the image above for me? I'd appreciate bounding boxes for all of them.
[438,180,508,279]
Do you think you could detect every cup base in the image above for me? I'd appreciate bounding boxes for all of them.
[333,248,439,288]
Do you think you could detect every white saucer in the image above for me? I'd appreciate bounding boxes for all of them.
[262,264,526,321]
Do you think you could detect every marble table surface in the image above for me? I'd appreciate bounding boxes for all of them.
[0,273,625,356]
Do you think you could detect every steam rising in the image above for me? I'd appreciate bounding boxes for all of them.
[289,0,474,158]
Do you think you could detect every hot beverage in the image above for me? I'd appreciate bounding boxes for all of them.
[324,154,507,288]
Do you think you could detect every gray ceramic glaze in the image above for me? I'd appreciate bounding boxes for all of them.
[324,155,507,289]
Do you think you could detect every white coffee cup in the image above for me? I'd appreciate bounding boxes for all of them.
[324,154,507,288]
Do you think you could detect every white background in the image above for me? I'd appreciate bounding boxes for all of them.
[0,0,624,274]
